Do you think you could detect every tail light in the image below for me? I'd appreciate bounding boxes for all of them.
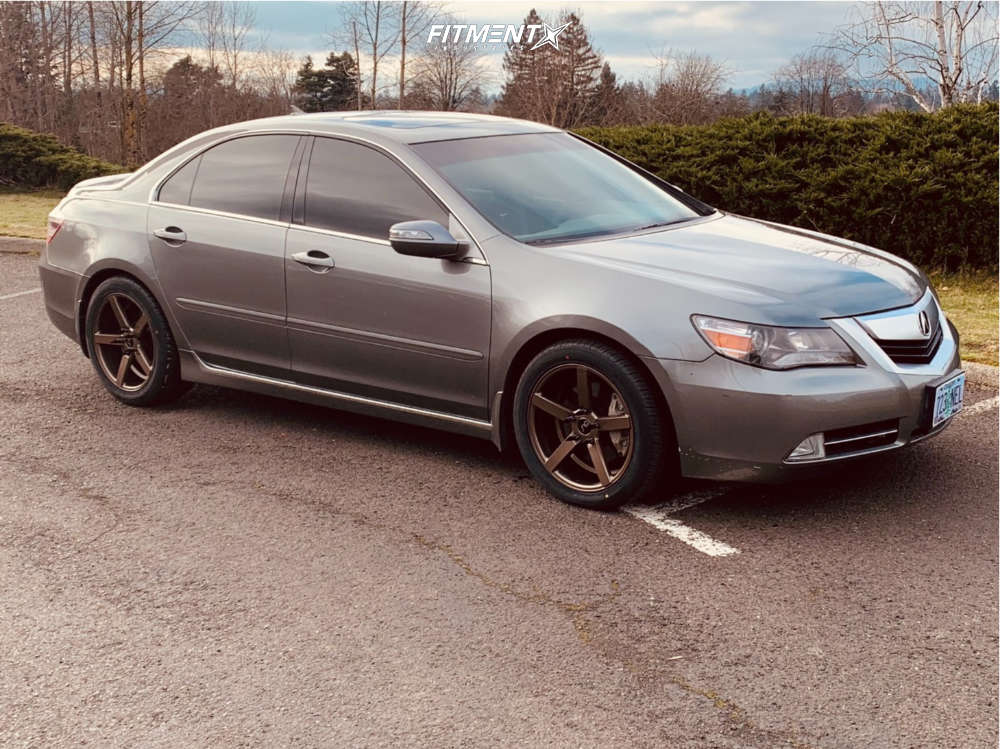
[46,218,63,244]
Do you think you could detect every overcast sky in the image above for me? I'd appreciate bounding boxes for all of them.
[248,1,859,92]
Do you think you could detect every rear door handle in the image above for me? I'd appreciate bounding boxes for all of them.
[153,226,187,244]
[291,250,335,271]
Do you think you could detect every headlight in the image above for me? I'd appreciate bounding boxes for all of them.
[692,315,859,370]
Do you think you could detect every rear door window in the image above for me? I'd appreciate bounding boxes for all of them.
[304,137,447,239]
[175,135,299,221]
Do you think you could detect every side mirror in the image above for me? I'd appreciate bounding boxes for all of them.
[389,220,464,259]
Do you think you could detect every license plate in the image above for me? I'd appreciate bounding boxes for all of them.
[931,372,965,428]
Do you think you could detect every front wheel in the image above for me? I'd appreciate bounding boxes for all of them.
[85,276,189,406]
[512,340,675,510]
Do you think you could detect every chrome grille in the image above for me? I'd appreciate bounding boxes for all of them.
[873,325,943,365]
[854,291,943,366]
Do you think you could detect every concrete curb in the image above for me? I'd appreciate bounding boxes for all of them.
[0,236,43,254]
[963,361,998,391]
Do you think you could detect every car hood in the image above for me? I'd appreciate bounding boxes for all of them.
[556,214,925,324]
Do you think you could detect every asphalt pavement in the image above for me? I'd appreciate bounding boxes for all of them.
[1,249,997,747]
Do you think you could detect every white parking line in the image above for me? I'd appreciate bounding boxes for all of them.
[0,287,41,301]
[624,504,741,557]
[960,396,999,418]
[623,487,741,557]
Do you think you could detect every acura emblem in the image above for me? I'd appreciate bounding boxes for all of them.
[918,310,931,337]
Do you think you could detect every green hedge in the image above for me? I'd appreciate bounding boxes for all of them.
[3,108,996,269]
[0,123,125,190]
[578,104,998,271]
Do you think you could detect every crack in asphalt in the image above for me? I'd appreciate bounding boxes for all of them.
[410,528,819,748]
[666,675,818,749]
[411,532,621,646]
[412,534,818,746]
[0,450,125,561]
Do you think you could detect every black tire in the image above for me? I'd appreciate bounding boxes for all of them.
[85,276,189,406]
[512,339,675,510]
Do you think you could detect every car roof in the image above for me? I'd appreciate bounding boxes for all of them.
[234,110,560,144]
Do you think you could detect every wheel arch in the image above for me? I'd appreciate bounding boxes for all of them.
[493,323,678,458]
[76,261,177,358]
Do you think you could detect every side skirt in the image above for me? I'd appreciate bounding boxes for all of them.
[178,350,496,442]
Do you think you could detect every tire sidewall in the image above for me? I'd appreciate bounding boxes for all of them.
[85,278,175,405]
[512,342,665,509]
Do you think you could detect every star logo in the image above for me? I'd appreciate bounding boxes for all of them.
[530,22,570,51]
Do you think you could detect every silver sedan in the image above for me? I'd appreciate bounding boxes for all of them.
[39,112,965,509]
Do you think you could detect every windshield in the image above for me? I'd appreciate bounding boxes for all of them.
[412,132,709,244]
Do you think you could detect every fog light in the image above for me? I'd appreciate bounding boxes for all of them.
[787,433,825,462]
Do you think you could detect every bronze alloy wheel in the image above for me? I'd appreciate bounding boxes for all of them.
[92,292,157,392]
[526,363,635,492]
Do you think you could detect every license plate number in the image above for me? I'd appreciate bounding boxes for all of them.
[931,372,965,428]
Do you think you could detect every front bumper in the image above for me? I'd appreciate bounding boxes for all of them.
[649,312,962,483]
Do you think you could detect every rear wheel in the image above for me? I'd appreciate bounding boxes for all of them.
[85,277,189,406]
[512,340,674,510]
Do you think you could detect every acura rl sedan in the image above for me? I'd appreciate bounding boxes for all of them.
[39,111,965,509]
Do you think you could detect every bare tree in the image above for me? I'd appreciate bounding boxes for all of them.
[107,0,200,164]
[351,19,362,109]
[0,1,304,163]
[832,0,999,111]
[0,3,47,128]
[408,38,489,110]
[254,46,298,108]
[396,0,441,107]
[650,49,729,124]
[199,1,256,89]
[335,1,400,108]
[773,49,858,116]
[86,2,101,93]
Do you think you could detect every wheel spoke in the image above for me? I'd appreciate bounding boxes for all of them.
[532,393,572,420]
[108,295,131,330]
[132,313,149,337]
[544,437,578,472]
[575,366,590,409]
[586,441,612,486]
[115,352,132,386]
[598,414,631,432]
[527,361,635,492]
[93,332,122,346]
[133,345,152,376]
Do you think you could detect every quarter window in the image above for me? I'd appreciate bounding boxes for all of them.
[158,155,200,205]
[170,135,299,221]
[304,137,447,239]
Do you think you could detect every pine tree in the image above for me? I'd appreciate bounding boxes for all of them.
[552,13,601,128]
[495,10,603,128]
[496,9,548,121]
[293,52,361,112]
[590,61,624,125]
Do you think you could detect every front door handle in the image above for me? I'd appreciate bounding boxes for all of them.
[153,226,187,244]
[291,250,335,271]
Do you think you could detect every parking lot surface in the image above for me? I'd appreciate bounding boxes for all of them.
[1,250,997,747]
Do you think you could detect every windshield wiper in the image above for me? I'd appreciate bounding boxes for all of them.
[632,217,695,232]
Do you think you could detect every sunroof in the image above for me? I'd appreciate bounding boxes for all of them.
[342,113,476,130]
[351,119,436,129]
